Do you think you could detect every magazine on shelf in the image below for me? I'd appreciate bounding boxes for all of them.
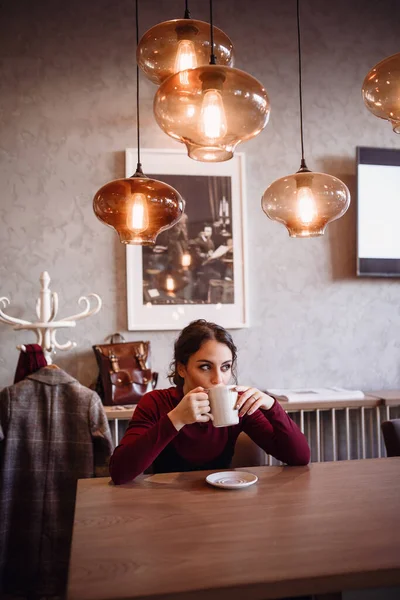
[266,387,365,402]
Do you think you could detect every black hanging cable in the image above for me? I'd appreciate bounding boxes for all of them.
[184,0,191,19]
[209,0,216,65]
[297,0,309,172]
[134,0,143,175]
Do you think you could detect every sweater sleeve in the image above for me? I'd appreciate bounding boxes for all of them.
[242,399,310,466]
[109,391,179,484]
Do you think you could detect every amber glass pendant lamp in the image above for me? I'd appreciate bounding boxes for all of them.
[93,0,184,246]
[154,0,271,162]
[262,0,350,237]
[362,52,400,133]
[137,0,234,85]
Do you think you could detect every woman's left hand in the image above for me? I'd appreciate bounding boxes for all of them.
[233,386,275,417]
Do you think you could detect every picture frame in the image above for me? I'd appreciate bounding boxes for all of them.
[126,148,248,330]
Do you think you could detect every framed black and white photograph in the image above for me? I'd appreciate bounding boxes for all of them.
[126,148,248,330]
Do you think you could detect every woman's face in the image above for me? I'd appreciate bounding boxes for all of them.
[178,339,233,395]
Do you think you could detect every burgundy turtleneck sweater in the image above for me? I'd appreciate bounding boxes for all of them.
[109,387,310,484]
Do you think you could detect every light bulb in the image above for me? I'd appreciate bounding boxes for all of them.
[128,193,149,233]
[174,39,197,73]
[200,89,227,141]
[297,186,318,225]
[175,40,198,86]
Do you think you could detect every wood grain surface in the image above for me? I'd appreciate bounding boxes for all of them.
[67,458,400,600]
[368,390,400,407]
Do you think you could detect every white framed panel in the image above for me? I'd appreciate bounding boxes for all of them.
[126,148,248,330]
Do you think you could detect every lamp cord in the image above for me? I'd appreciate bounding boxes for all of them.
[297,0,307,171]
[184,0,190,19]
[209,0,216,65]
[135,0,143,174]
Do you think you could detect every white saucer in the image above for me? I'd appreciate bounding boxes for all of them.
[206,471,258,489]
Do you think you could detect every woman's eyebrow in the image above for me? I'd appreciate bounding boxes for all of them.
[196,359,232,364]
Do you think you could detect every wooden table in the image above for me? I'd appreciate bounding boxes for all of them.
[67,458,400,600]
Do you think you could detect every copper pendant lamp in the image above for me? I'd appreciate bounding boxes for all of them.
[93,0,185,246]
[137,0,234,85]
[362,52,400,133]
[153,0,270,163]
[262,0,350,237]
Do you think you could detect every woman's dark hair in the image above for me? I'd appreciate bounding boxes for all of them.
[168,319,237,386]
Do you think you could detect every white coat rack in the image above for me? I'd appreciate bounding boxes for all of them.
[0,271,102,364]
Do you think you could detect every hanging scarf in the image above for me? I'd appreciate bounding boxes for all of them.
[14,344,47,384]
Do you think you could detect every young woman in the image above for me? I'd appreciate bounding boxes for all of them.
[109,320,310,484]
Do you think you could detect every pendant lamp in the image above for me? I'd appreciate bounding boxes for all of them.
[153,0,270,163]
[262,0,350,237]
[93,0,185,246]
[137,0,234,85]
[362,52,400,133]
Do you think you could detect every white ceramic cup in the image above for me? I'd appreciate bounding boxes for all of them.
[207,385,239,427]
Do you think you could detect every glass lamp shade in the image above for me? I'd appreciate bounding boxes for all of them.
[93,175,185,245]
[154,65,270,162]
[362,52,400,133]
[261,170,350,237]
[137,19,234,85]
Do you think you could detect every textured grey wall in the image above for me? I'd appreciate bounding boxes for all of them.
[1,0,399,391]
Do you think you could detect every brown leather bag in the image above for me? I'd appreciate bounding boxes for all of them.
[93,334,158,406]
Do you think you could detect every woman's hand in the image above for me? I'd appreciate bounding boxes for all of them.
[234,386,275,417]
[168,387,211,431]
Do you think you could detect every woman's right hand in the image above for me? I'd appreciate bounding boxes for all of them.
[167,387,211,431]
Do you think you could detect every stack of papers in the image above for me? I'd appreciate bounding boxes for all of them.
[266,388,365,402]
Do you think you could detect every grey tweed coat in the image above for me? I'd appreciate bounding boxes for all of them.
[0,367,114,597]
